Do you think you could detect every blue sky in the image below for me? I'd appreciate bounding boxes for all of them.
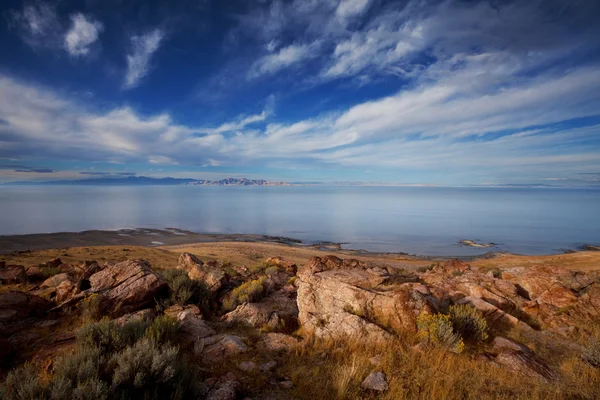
[1,0,600,186]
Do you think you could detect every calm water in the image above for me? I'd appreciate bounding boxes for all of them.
[0,185,599,256]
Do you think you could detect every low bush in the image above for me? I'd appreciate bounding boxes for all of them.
[161,269,211,306]
[0,363,46,400]
[223,276,267,311]
[264,265,281,276]
[1,316,197,400]
[79,293,104,321]
[160,269,212,314]
[417,313,464,353]
[221,261,239,277]
[448,304,489,343]
[76,318,148,355]
[144,314,180,345]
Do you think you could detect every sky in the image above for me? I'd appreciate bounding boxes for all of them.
[1,0,600,186]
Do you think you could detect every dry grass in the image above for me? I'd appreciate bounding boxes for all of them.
[278,335,600,400]
[0,246,180,271]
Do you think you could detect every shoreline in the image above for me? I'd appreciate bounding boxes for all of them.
[0,227,594,259]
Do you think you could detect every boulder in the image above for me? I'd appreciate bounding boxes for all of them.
[297,257,437,341]
[179,252,204,269]
[54,280,77,303]
[222,289,298,332]
[88,259,167,315]
[25,266,45,282]
[0,265,26,284]
[195,334,248,359]
[262,333,299,352]
[178,253,229,294]
[165,305,215,340]
[40,273,74,289]
[361,372,388,392]
[0,291,53,335]
[222,302,282,329]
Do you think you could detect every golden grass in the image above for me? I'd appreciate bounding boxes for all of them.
[278,336,600,400]
[0,246,180,271]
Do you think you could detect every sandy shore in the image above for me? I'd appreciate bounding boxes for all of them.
[1,228,599,273]
[0,228,306,254]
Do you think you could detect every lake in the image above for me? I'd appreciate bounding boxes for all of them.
[0,185,598,256]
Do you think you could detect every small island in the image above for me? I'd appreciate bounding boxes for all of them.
[459,239,497,248]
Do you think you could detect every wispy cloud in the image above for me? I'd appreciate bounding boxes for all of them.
[9,2,62,51]
[248,42,321,79]
[64,13,103,57]
[123,29,164,89]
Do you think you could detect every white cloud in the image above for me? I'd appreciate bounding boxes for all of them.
[335,0,372,22]
[123,29,164,89]
[64,13,103,57]
[249,42,321,78]
[10,2,62,50]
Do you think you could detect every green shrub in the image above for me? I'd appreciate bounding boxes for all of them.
[264,266,280,276]
[41,267,61,280]
[1,316,199,400]
[144,315,179,345]
[108,339,179,395]
[417,313,464,353]
[79,293,104,321]
[223,276,267,311]
[76,318,148,355]
[221,261,239,277]
[448,304,489,343]
[582,337,600,368]
[161,269,211,309]
[249,262,270,275]
[0,363,46,400]
[48,346,108,400]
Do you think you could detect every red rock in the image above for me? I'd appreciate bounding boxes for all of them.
[88,259,168,315]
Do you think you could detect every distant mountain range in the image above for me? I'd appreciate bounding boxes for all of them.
[185,178,289,186]
[3,176,290,186]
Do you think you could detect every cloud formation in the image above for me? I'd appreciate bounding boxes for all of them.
[124,29,164,89]
[64,13,103,57]
[2,0,600,185]
[10,2,62,50]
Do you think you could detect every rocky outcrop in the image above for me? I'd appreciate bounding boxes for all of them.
[0,291,53,335]
[222,286,298,331]
[0,265,27,285]
[40,273,74,289]
[494,350,557,381]
[297,256,438,341]
[88,259,167,315]
[25,266,45,281]
[178,253,229,294]
[500,265,600,331]
[222,302,282,329]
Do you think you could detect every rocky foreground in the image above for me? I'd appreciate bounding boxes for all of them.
[1,250,600,399]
